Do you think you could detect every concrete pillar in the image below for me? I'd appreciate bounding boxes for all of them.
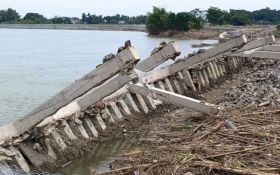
[109,102,123,119]
[212,61,221,77]
[8,146,30,173]
[77,123,90,139]
[198,70,206,87]
[209,62,218,79]
[83,116,98,137]
[169,76,183,94]
[177,72,188,91]
[135,94,149,113]
[95,114,106,130]
[124,93,140,112]
[50,127,67,150]
[118,99,132,115]
[61,120,77,140]
[164,78,175,92]
[180,69,197,91]
[45,138,57,160]
[104,107,115,123]
[157,80,166,90]
[202,68,210,86]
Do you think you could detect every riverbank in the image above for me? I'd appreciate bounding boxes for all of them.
[0,24,146,32]
[155,29,221,40]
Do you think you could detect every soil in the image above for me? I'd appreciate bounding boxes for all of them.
[155,29,220,40]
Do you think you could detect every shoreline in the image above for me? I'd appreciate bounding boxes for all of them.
[0,24,146,32]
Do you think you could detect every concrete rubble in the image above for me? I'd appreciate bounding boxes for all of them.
[220,59,280,108]
[0,31,278,174]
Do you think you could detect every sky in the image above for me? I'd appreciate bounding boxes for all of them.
[0,0,279,18]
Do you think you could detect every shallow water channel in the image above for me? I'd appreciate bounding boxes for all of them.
[57,140,141,175]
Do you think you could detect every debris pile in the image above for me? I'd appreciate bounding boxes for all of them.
[97,107,280,175]
[220,59,280,108]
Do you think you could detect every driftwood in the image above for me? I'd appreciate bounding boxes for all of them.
[192,160,278,175]
[96,164,151,175]
[241,110,280,116]
[204,143,276,159]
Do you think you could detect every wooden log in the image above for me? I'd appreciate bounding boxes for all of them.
[135,42,180,72]
[128,84,220,115]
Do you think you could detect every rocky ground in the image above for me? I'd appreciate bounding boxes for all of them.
[93,59,280,175]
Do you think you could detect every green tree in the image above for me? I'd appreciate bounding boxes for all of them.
[0,8,20,23]
[22,13,47,24]
[146,7,169,35]
[207,7,228,25]
[229,10,252,26]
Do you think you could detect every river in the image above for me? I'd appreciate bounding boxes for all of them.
[0,29,216,127]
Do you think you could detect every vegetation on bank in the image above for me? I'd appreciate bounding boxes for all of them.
[0,8,146,25]
[146,7,204,35]
[146,6,280,35]
[0,7,280,33]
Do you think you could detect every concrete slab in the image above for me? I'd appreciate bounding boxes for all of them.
[136,42,180,72]
[128,84,220,115]
[19,143,48,167]
[231,51,280,59]
[168,35,247,74]
[258,45,280,52]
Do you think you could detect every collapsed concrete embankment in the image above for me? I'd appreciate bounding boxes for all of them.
[0,31,278,174]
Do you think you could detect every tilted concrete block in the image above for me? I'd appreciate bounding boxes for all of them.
[128,84,220,115]
[136,42,181,72]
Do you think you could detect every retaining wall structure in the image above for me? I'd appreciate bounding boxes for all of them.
[0,24,146,32]
[0,33,277,172]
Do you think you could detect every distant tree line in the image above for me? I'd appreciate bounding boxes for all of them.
[0,7,280,28]
[146,6,280,35]
[81,13,146,24]
[0,8,146,25]
[207,7,280,25]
